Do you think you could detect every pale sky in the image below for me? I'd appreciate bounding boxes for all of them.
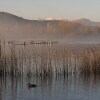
[0,0,100,21]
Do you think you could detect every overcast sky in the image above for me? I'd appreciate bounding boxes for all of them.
[0,0,100,21]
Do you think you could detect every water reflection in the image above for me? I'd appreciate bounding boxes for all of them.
[0,75,100,100]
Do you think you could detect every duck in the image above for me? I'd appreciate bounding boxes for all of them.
[27,83,37,88]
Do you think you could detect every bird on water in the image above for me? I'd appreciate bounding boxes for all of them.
[27,83,37,88]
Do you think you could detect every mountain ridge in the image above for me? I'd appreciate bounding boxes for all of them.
[0,12,100,41]
[76,18,100,26]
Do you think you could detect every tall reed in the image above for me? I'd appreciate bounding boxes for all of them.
[0,39,100,77]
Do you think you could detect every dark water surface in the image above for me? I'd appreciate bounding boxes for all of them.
[0,75,100,100]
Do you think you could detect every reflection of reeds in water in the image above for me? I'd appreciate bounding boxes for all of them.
[0,38,100,77]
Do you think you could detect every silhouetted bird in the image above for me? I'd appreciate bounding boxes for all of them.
[27,83,37,88]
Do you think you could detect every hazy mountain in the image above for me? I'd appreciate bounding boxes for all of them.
[0,12,100,42]
[76,18,100,26]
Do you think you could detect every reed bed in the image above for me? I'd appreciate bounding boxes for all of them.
[0,39,100,77]
[79,46,100,75]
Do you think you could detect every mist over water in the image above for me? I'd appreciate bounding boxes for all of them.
[1,12,100,44]
[1,12,100,100]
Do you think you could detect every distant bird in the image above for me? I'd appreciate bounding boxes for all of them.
[27,83,37,88]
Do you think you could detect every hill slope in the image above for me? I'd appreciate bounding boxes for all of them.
[76,18,100,26]
[0,12,100,41]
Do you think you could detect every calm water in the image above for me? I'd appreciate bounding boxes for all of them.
[1,43,100,100]
[1,75,100,100]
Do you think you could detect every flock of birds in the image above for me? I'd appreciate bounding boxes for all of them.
[8,41,58,45]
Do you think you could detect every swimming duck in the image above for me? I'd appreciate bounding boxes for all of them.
[27,83,37,88]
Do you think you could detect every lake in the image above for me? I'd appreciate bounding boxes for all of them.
[1,75,100,100]
[0,43,100,100]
